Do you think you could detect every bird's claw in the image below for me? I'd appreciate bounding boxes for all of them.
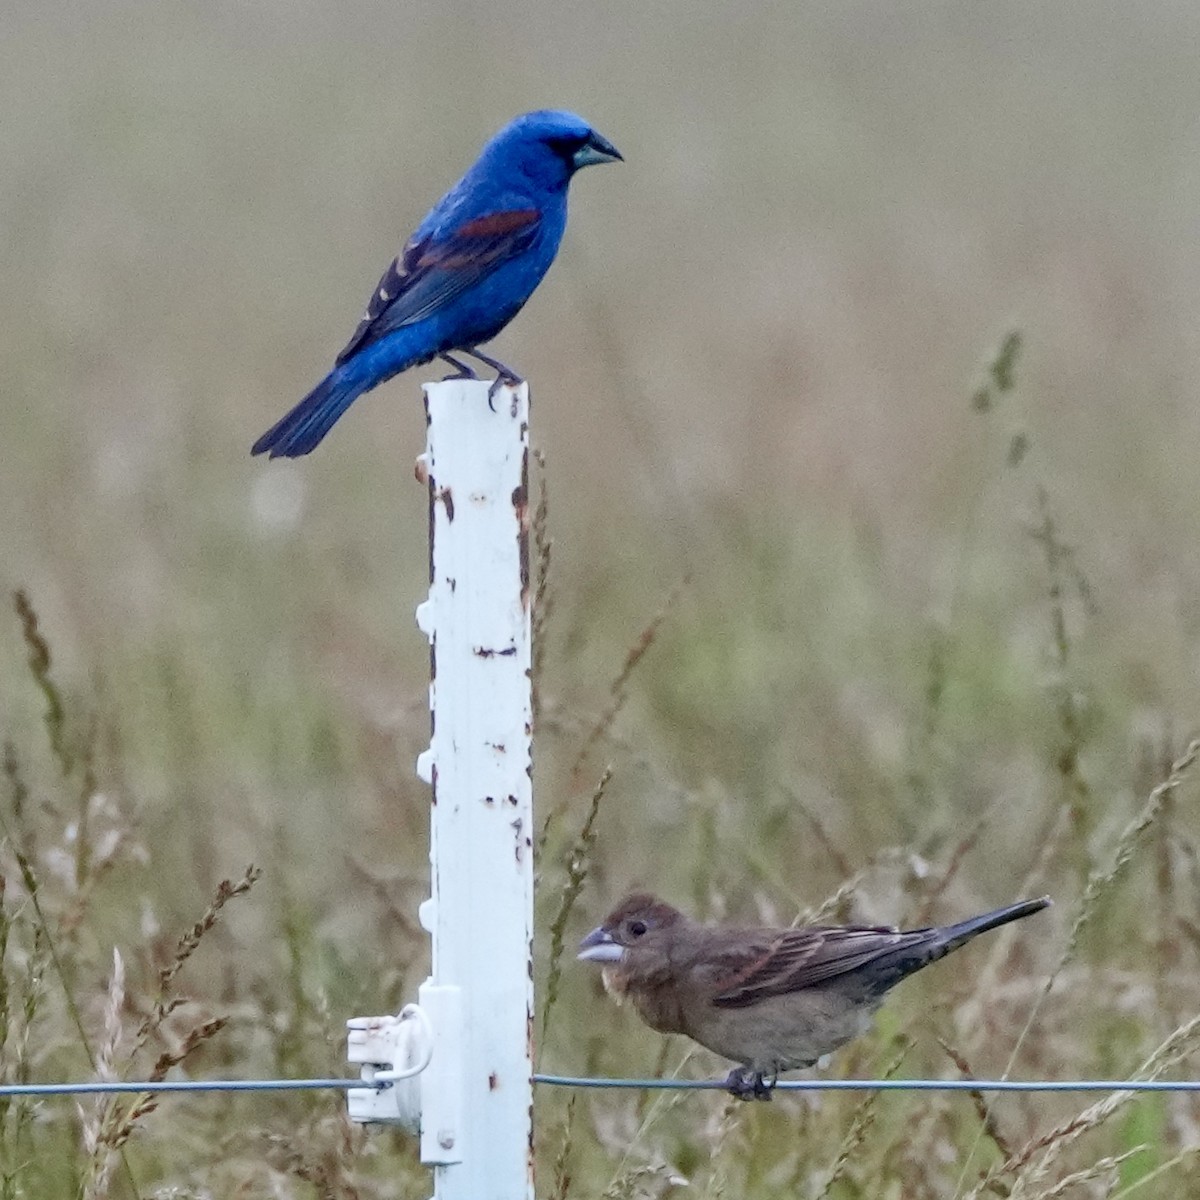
[487,372,522,412]
[449,347,524,410]
[724,1067,776,1102]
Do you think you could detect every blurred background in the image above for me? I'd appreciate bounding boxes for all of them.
[3,1,1200,1195]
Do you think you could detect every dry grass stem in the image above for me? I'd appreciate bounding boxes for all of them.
[814,1041,908,1200]
[12,590,70,776]
[549,1093,578,1200]
[1109,1147,1200,1199]
[136,863,261,1047]
[542,766,612,1043]
[569,577,686,785]
[966,1011,1200,1200]
[1026,1148,1143,1200]
[938,1037,1015,1161]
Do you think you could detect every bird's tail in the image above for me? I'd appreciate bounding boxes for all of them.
[866,896,1051,994]
[938,896,1052,954]
[251,361,371,458]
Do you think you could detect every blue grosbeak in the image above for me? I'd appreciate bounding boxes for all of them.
[579,892,1050,1099]
[252,110,621,458]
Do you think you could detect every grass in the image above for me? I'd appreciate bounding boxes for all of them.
[5,339,1200,1195]
[5,2,1200,1195]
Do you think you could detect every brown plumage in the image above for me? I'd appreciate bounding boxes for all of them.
[578,892,1051,1099]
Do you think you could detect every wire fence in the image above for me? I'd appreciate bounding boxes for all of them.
[4,1074,1200,1100]
[0,1079,361,1097]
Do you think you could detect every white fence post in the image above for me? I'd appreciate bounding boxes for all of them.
[413,379,534,1200]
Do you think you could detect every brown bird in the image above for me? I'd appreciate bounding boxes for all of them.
[578,892,1051,1099]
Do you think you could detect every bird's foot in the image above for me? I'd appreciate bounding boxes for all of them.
[457,347,523,411]
[724,1067,776,1102]
[486,370,524,412]
[439,353,478,381]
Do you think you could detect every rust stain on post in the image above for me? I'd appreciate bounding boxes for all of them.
[424,392,436,589]
[513,454,530,612]
[526,1004,537,1187]
[427,476,436,587]
[474,644,517,658]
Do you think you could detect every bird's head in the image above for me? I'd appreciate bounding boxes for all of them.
[481,110,622,191]
[578,893,684,964]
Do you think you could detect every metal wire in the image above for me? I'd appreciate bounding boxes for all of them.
[0,1079,361,1098]
[533,1074,1200,1093]
[3,1074,1200,1099]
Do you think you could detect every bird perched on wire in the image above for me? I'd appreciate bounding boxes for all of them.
[579,892,1051,1099]
[251,110,622,458]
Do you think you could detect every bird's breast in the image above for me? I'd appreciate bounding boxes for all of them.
[685,989,882,1073]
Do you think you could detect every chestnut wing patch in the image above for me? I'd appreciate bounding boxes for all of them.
[336,208,542,363]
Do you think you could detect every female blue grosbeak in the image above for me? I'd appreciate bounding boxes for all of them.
[252,110,621,458]
[580,892,1050,1099]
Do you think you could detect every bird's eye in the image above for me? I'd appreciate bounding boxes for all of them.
[628,919,648,938]
[546,134,587,160]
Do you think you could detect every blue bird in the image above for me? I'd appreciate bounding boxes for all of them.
[251,110,622,458]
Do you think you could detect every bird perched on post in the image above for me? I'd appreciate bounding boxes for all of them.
[251,110,622,458]
[579,892,1050,1099]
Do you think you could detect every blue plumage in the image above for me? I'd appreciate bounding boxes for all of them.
[252,110,621,458]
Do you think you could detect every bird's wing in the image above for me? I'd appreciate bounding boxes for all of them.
[335,207,543,364]
[710,925,923,1008]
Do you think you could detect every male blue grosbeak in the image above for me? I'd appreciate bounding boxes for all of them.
[579,892,1050,1099]
[252,110,621,458]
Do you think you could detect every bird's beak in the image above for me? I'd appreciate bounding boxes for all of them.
[577,926,624,962]
[573,131,623,170]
